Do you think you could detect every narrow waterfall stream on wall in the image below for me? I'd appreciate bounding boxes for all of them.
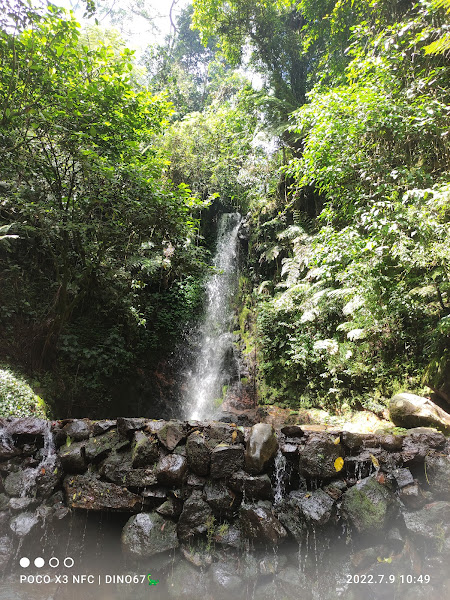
[184,212,242,421]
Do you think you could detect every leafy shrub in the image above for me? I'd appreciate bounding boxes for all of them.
[0,366,48,418]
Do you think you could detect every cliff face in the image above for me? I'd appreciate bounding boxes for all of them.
[1,417,449,599]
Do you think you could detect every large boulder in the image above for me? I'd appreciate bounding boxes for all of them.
[389,393,450,432]
[342,476,396,533]
[245,423,278,474]
[121,512,178,558]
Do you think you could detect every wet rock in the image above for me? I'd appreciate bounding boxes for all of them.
[341,431,366,450]
[206,423,245,445]
[145,420,166,434]
[211,560,243,598]
[156,454,187,486]
[62,420,90,441]
[245,423,278,474]
[387,527,405,552]
[342,476,396,533]
[0,535,13,570]
[403,501,450,539]
[35,458,62,498]
[186,473,207,489]
[401,428,446,465]
[229,470,273,500]
[204,480,239,517]
[379,434,404,451]
[210,444,244,478]
[121,512,178,557]
[92,420,116,436]
[141,487,168,509]
[406,427,446,447]
[275,496,305,542]
[0,440,18,460]
[389,393,450,432]
[259,554,288,575]
[295,489,335,525]
[213,523,241,548]
[58,440,87,473]
[324,480,347,500]
[157,421,186,451]
[180,544,212,568]
[298,434,344,479]
[351,545,387,569]
[239,503,287,545]
[0,495,9,510]
[281,425,305,437]
[124,468,158,489]
[399,482,427,509]
[64,474,142,511]
[117,417,146,438]
[276,566,312,600]
[9,512,39,537]
[166,561,208,600]
[84,429,129,462]
[392,468,414,489]
[185,432,210,476]
[177,491,213,540]
[424,454,450,498]
[4,469,36,497]
[131,431,159,468]
[279,442,298,457]
[7,418,49,440]
[156,498,182,518]
[8,497,36,511]
[100,450,133,484]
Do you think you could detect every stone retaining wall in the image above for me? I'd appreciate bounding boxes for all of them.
[1,417,450,599]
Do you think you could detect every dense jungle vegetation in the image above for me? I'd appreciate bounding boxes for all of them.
[0,0,449,418]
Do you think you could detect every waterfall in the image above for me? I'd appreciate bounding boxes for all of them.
[184,213,242,421]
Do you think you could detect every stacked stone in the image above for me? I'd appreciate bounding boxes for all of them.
[1,416,450,599]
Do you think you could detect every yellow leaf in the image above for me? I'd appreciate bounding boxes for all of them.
[334,436,341,445]
[72,493,76,500]
[334,457,344,472]
[232,430,238,442]
[370,454,380,469]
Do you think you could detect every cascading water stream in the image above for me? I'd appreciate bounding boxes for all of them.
[185,213,242,421]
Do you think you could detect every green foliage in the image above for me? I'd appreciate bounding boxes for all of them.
[253,1,450,409]
[163,81,267,211]
[0,366,48,418]
[0,4,207,414]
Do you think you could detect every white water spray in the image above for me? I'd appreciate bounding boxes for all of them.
[185,213,241,421]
